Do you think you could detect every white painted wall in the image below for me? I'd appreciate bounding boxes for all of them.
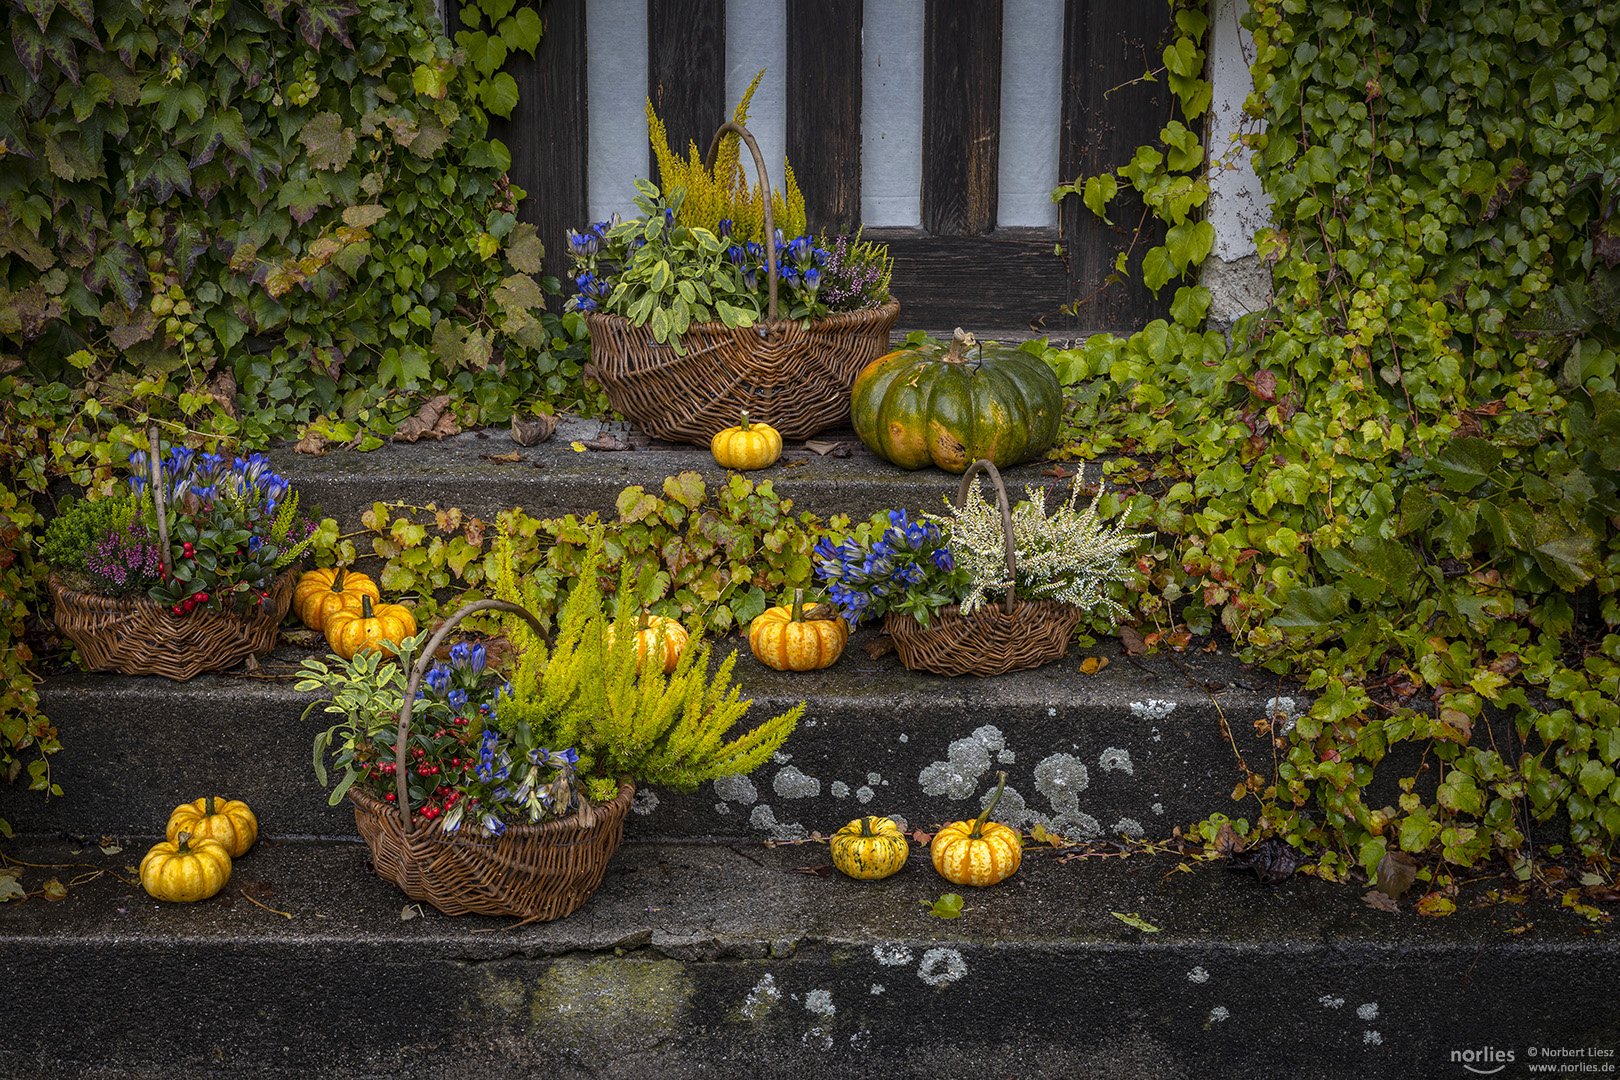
[997,0,1064,228]
[860,1,925,227]
[726,0,788,196]
[1206,0,1271,261]
[585,0,650,225]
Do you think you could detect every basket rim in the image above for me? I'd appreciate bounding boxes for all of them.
[585,297,900,339]
[349,777,636,843]
[48,567,299,617]
[885,598,1085,627]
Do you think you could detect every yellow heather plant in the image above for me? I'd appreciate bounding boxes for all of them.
[493,523,802,799]
[646,69,808,242]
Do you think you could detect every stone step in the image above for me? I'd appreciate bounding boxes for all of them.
[6,630,1319,845]
[265,422,1100,532]
[1,835,1611,1079]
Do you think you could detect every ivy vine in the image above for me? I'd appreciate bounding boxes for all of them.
[1057,0,1620,900]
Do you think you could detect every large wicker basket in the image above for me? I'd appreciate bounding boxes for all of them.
[884,460,1086,678]
[585,120,900,444]
[352,599,632,922]
[49,569,296,680]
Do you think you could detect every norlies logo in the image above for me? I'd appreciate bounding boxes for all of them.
[1452,1047,1516,1075]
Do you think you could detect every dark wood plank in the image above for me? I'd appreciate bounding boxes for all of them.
[488,0,587,290]
[868,228,1066,331]
[647,0,727,182]
[922,0,1002,236]
[787,0,862,235]
[1059,0,1178,330]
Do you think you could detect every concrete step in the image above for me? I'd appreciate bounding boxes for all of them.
[1,835,1612,1079]
[264,422,1099,532]
[6,631,1315,845]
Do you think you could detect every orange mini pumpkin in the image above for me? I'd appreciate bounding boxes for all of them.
[710,412,782,471]
[748,590,848,671]
[294,567,382,631]
[605,614,688,674]
[931,771,1023,887]
[325,594,417,659]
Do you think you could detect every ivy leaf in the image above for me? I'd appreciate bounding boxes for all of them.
[921,893,964,919]
[187,109,252,168]
[11,12,46,83]
[1141,246,1176,293]
[84,241,145,311]
[1426,437,1502,493]
[1271,586,1347,634]
[1532,531,1600,591]
[58,0,93,30]
[139,81,207,131]
[1082,174,1116,223]
[500,7,543,54]
[412,58,455,99]
[504,221,544,273]
[40,25,80,85]
[299,111,356,171]
[0,867,23,903]
[21,0,56,33]
[297,0,358,49]
[479,71,520,118]
[1110,911,1160,932]
[277,175,330,225]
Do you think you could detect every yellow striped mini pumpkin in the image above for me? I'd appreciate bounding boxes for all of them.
[931,772,1023,887]
[830,816,908,880]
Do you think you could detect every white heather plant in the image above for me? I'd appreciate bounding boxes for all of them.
[933,481,1149,619]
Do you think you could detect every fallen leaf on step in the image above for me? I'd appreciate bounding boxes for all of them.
[41,878,67,901]
[1375,850,1419,899]
[1079,656,1109,675]
[1227,836,1302,883]
[922,893,964,919]
[393,394,455,443]
[1118,625,1148,655]
[581,434,631,452]
[570,441,587,452]
[863,637,895,660]
[0,867,23,903]
[99,841,122,856]
[480,451,522,464]
[1361,888,1400,914]
[401,903,424,921]
[509,413,556,447]
[278,628,324,648]
[1041,465,1074,478]
[1111,911,1160,932]
[783,458,808,468]
[1581,884,1620,904]
[789,865,833,878]
[910,830,933,846]
[1213,821,1244,856]
[241,880,278,900]
[803,441,840,456]
[293,429,328,456]
[1416,893,1457,917]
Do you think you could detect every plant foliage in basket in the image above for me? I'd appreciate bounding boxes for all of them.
[43,446,317,616]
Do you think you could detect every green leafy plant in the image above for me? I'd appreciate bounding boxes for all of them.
[812,509,967,627]
[1048,0,1620,888]
[493,528,803,794]
[452,0,543,118]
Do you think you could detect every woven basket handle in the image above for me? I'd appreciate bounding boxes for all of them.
[955,459,1018,615]
[702,120,779,324]
[145,424,174,579]
[392,599,549,838]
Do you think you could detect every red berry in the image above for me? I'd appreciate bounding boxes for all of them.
[384,792,396,802]
[171,605,183,615]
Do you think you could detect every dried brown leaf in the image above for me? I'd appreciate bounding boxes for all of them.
[1213,821,1244,856]
[393,394,452,443]
[1361,888,1400,913]
[863,636,895,660]
[1118,625,1148,655]
[789,865,834,878]
[580,434,630,452]
[1375,850,1419,898]
[1079,656,1109,675]
[803,440,840,456]
[294,429,328,456]
[480,451,522,464]
[509,413,556,447]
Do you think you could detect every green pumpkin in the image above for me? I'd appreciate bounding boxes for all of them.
[851,329,1063,473]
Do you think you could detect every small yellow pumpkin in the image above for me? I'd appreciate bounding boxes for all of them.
[166,796,259,858]
[325,594,417,660]
[931,771,1023,887]
[140,831,232,902]
[830,815,909,880]
[294,567,382,631]
[749,589,849,671]
[605,614,688,674]
[710,412,782,470]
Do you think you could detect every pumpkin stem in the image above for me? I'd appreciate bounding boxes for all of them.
[205,795,216,817]
[360,593,375,620]
[331,567,346,593]
[969,771,1008,840]
[737,410,752,432]
[859,816,875,838]
[176,831,192,853]
[790,588,805,622]
[945,327,978,364]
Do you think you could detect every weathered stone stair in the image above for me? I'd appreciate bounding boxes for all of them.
[4,434,1616,1079]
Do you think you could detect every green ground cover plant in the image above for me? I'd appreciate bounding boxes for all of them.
[1057,0,1620,897]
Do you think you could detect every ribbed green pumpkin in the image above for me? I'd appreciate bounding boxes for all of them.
[851,329,1062,474]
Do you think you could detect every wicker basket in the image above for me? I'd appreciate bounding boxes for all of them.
[585,121,901,444]
[884,460,1086,678]
[49,569,296,680]
[352,599,633,922]
[47,427,296,680]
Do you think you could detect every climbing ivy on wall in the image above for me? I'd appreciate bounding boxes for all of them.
[0,0,597,832]
[1057,0,1620,891]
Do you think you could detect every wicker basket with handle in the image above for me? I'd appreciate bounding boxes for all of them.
[884,460,1087,678]
[47,425,296,680]
[585,120,900,444]
[351,598,633,922]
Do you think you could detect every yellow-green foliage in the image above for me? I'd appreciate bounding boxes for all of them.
[647,70,808,242]
[494,524,802,792]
